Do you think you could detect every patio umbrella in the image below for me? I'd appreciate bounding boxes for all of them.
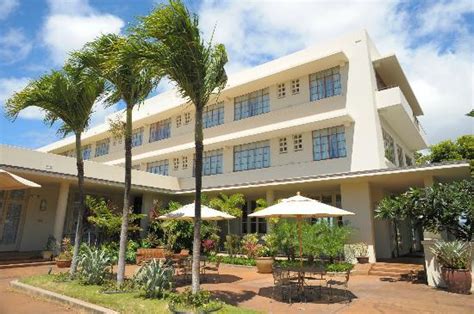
[249,192,355,264]
[158,202,236,221]
[0,169,41,190]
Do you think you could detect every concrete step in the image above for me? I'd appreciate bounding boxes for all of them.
[0,260,54,269]
[369,262,424,278]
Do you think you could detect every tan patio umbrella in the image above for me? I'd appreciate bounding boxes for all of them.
[158,202,236,221]
[0,169,41,190]
[249,192,355,264]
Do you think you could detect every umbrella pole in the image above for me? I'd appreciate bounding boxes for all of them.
[298,217,303,266]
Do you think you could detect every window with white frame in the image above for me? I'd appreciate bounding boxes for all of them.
[233,140,270,172]
[131,127,144,147]
[149,119,171,142]
[203,149,223,176]
[182,156,188,169]
[184,112,192,125]
[173,157,180,171]
[176,115,182,128]
[382,129,396,164]
[146,159,169,176]
[277,83,286,98]
[203,102,224,128]
[279,137,288,154]
[396,144,404,167]
[293,134,303,151]
[291,79,300,95]
[82,145,92,160]
[405,154,413,166]
[312,126,346,160]
[95,138,110,157]
[309,67,342,101]
[234,88,270,120]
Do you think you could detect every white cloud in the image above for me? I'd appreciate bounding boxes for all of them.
[198,0,473,144]
[42,0,124,65]
[0,77,45,120]
[0,28,33,64]
[0,0,18,20]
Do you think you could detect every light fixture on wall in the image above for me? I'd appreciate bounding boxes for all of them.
[39,199,47,212]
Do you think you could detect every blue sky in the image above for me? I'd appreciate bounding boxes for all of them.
[0,0,472,149]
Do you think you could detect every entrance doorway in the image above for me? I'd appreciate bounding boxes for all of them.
[0,190,27,251]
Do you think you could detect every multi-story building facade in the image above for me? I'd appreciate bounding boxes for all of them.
[0,31,469,262]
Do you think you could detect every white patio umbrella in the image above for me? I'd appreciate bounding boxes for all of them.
[158,202,236,221]
[249,192,355,264]
[0,169,41,190]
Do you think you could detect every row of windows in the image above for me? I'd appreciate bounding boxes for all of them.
[383,128,413,167]
[66,67,343,158]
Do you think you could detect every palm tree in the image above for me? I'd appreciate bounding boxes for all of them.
[209,193,245,234]
[5,64,105,275]
[71,33,160,285]
[136,0,228,293]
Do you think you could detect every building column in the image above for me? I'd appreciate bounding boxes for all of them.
[265,190,275,204]
[341,181,377,263]
[53,182,70,252]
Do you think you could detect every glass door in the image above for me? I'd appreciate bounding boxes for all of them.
[0,190,27,251]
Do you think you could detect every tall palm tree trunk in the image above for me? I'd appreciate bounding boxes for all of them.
[70,132,85,275]
[117,105,133,285]
[192,106,204,294]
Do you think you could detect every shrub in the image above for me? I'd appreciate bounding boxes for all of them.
[168,288,222,312]
[241,233,262,259]
[126,240,140,263]
[134,259,173,298]
[326,262,354,272]
[57,237,73,260]
[431,240,471,270]
[100,241,119,264]
[207,255,256,266]
[78,245,111,285]
[224,234,240,257]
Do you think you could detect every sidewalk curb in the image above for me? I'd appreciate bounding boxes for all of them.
[10,280,118,314]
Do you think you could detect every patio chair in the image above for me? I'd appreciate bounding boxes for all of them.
[200,256,221,282]
[325,270,351,302]
[272,266,300,304]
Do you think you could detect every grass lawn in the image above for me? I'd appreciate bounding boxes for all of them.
[20,275,259,314]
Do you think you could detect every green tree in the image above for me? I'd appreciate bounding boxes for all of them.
[5,64,105,275]
[209,193,245,234]
[417,135,473,164]
[72,33,160,285]
[136,0,228,293]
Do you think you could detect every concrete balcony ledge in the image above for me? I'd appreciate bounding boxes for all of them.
[376,87,428,150]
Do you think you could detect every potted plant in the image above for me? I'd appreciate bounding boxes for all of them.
[431,240,471,294]
[255,245,274,274]
[56,237,73,268]
[42,235,56,260]
[353,242,369,264]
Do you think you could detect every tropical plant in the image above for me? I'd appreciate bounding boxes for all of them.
[325,262,354,272]
[134,258,173,298]
[209,193,245,234]
[351,242,369,257]
[72,33,160,285]
[136,0,228,293]
[271,219,301,260]
[431,240,471,270]
[314,222,351,262]
[57,237,73,261]
[78,245,112,285]
[416,135,473,165]
[224,234,240,257]
[86,196,145,242]
[241,233,262,259]
[141,233,162,248]
[5,64,105,275]
[167,288,222,313]
[207,254,256,266]
[375,195,408,257]
[44,235,57,252]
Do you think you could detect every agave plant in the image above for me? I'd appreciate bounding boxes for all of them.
[431,240,471,270]
[78,245,111,285]
[134,259,173,298]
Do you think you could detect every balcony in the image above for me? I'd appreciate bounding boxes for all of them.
[376,87,427,150]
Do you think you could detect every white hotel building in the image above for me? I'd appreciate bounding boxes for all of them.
[0,31,469,262]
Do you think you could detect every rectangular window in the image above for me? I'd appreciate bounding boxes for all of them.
[405,154,413,166]
[146,159,169,176]
[396,144,404,167]
[233,140,270,172]
[184,112,192,125]
[291,79,300,95]
[176,115,182,128]
[293,134,303,151]
[383,129,396,164]
[149,119,171,142]
[312,126,346,161]
[82,145,91,160]
[131,127,144,147]
[94,138,110,157]
[173,157,180,171]
[203,102,224,128]
[203,149,223,176]
[277,83,286,98]
[309,66,342,101]
[234,88,270,120]
[182,156,188,169]
[279,137,288,154]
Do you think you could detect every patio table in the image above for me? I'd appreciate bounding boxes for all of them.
[280,265,326,300]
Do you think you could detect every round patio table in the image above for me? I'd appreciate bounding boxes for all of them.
[280,265,326,300]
